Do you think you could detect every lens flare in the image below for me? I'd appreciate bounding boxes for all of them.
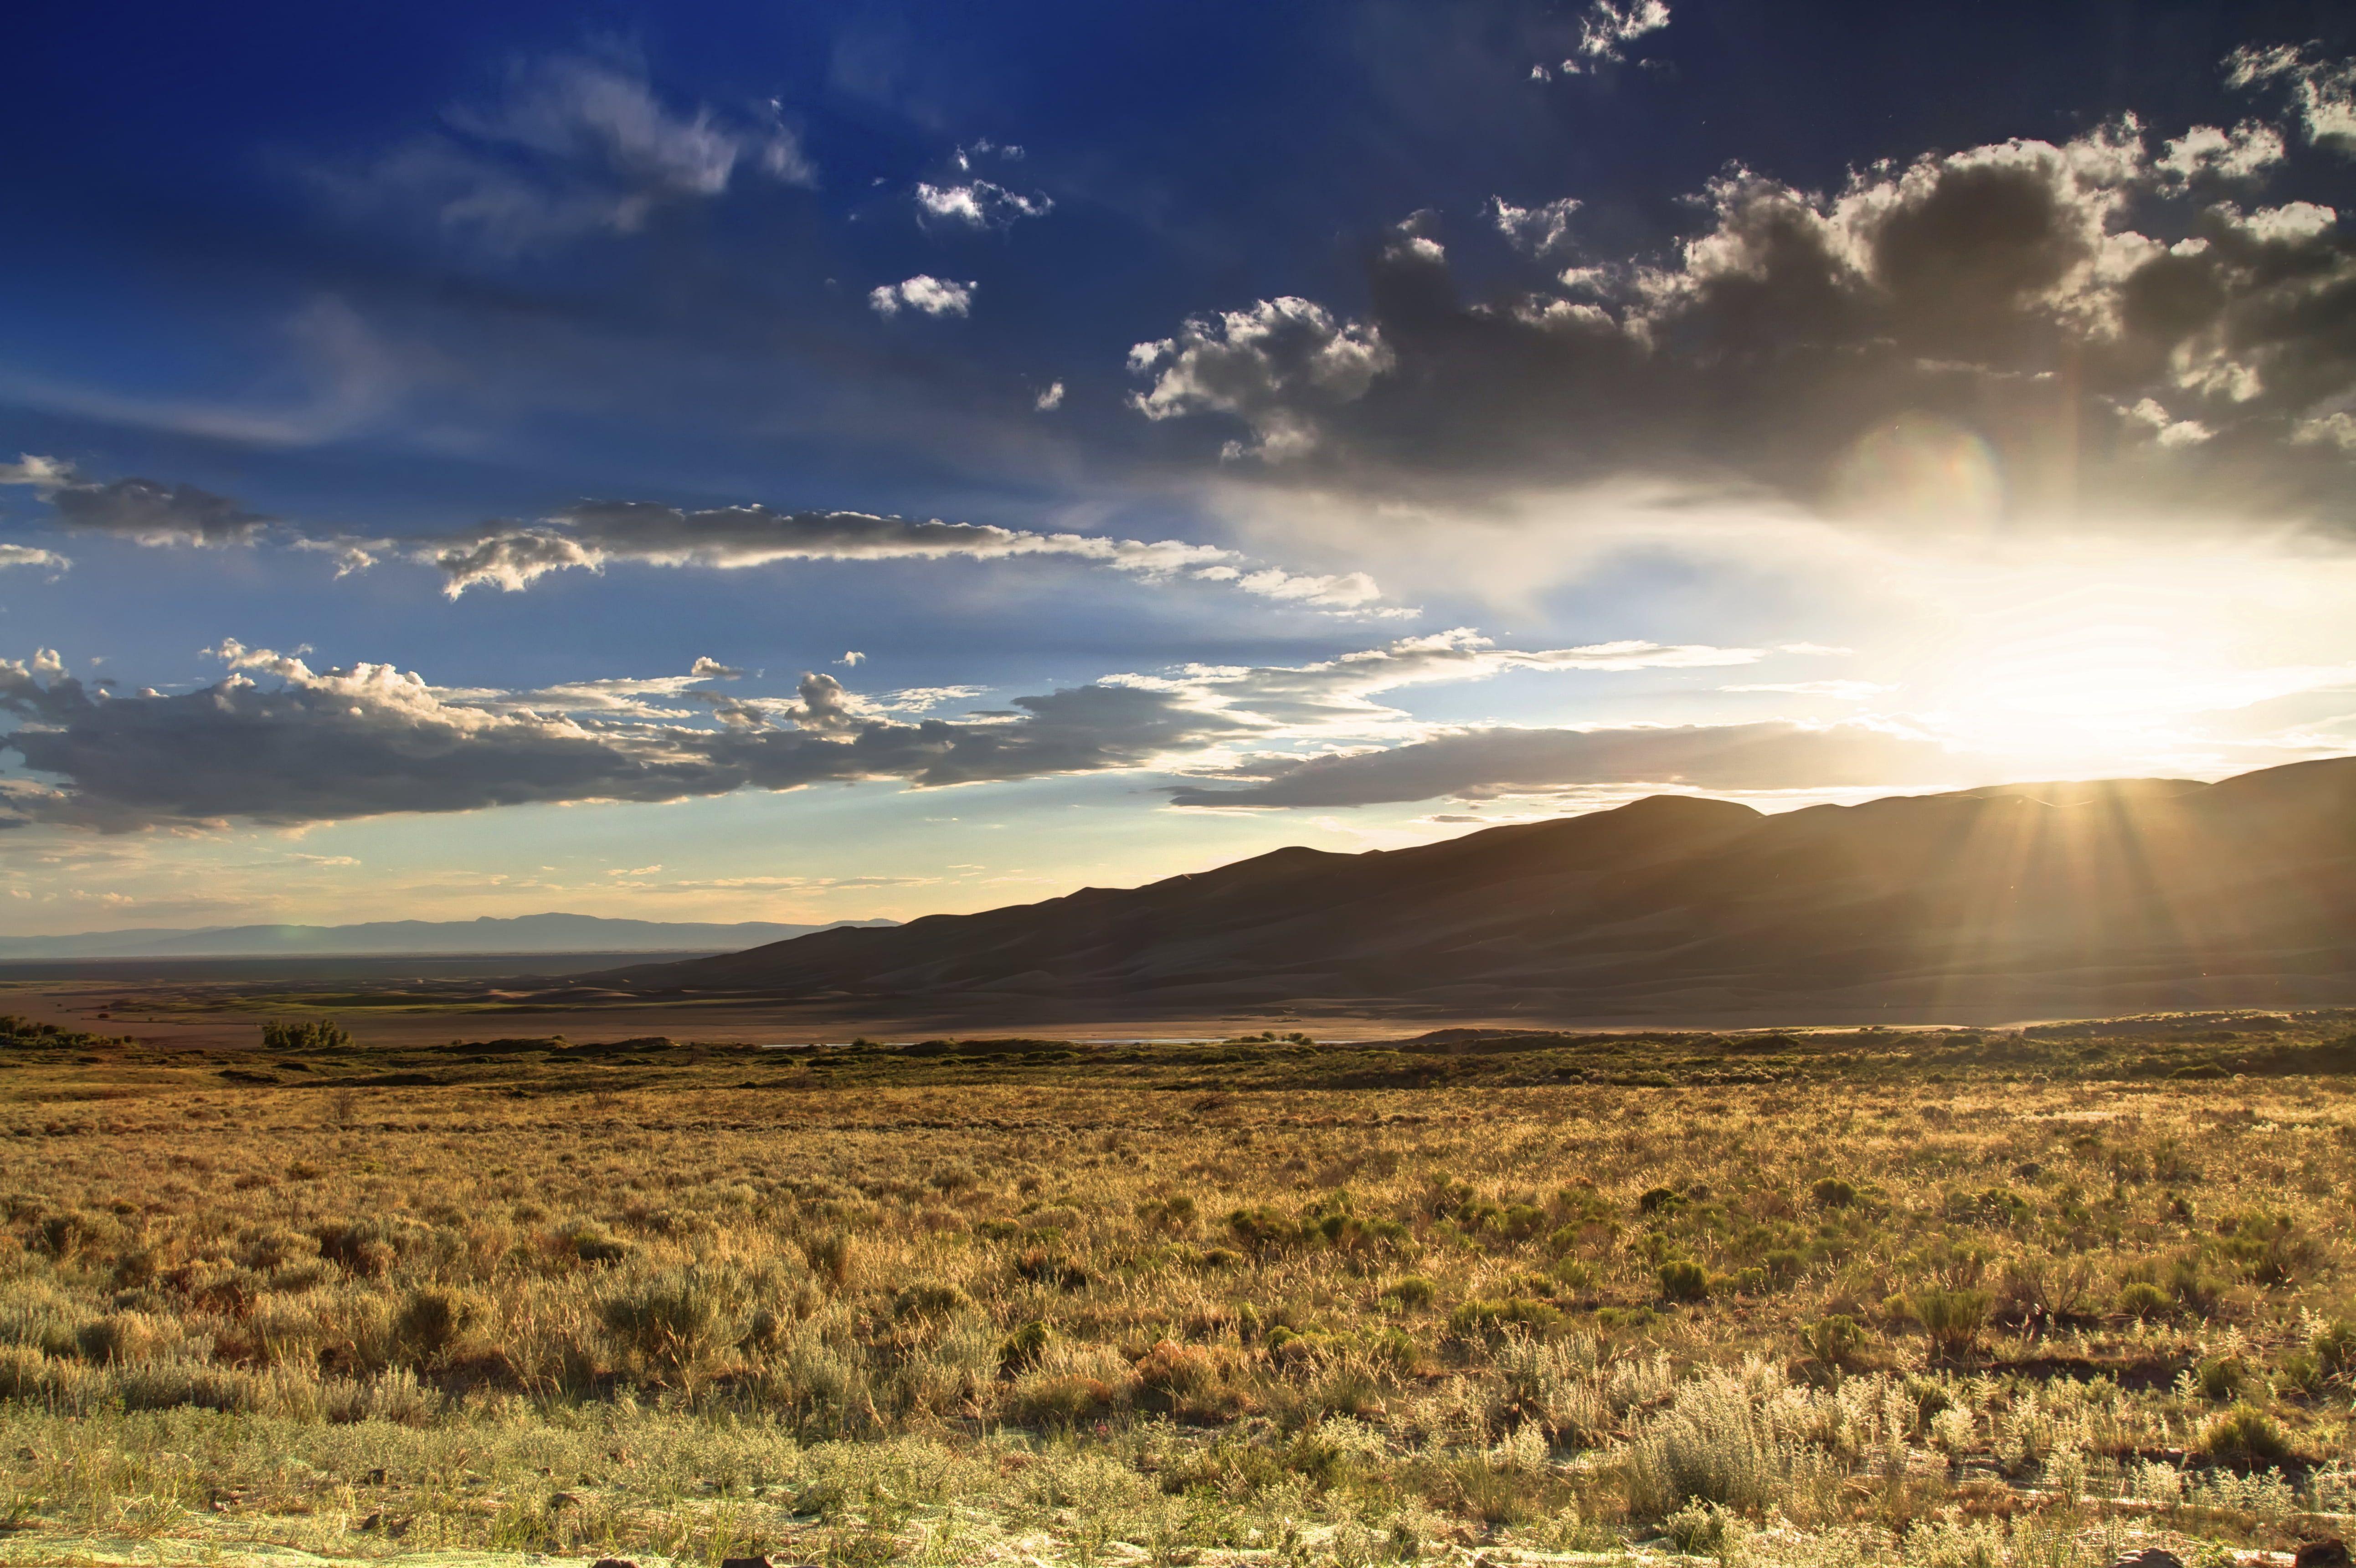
[1830,412,2005,527]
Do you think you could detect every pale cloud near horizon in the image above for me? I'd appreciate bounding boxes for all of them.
[0,630,1770,831]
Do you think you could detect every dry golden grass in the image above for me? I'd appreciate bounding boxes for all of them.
[0,1012,2351,1566]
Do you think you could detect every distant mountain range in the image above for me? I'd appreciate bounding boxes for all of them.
[612,757,2356,1021]
[0,911,897,961]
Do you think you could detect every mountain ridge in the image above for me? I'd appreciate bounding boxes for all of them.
[0,911,899,961]
[609,757,2356,1019]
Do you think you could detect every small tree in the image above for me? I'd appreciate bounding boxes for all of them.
[261,1018,354,1052]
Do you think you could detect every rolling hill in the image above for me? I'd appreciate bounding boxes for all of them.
[612,757,2356,1020]
[0,912,897,961]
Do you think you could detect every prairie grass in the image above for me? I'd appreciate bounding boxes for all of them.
[0,1008,2351,1565]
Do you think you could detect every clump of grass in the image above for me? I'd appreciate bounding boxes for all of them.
[1913,1287,1991,1359]
[1378,1275,1435,1311]
[597,1269,723,1387]
[2201,1402,2293,1466]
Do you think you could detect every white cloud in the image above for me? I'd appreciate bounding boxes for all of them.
[1108,627,1763,747]
[0,545,68,572]
[2126,396,2215,447]
[838,650,866,666]
[2226,43,2356,153]
[2156,121,2286,183]
[0,455,75,489]
[869,275,975,318]
[423,502,1227,594]
[412,496,1414,616]
[1489,195,1582,254]
[1128,297,1394,460]
[1565,0,1671,69]
[1034,380,1066,411]
[914,179,1052,228]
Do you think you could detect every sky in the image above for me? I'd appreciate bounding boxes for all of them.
[4,0,2356,934]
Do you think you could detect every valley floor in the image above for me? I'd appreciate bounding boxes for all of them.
[0,1010,2351,1568]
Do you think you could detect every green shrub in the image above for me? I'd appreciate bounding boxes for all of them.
[1810,1177,1857,1209]
[2116,1281,2173,1320]
[597,1270,720,1386]
[1804,1314,1865,1368]
[892,1282,975,1321]
[556,1218,630,1265]
[2166,1250,2227,1312]
[1549,1257,1597,1290]
[393,1285,474,1368]
[2196,1355,2248,1402]
[1637,1186,1684,1215]
[1227,1205,1304,1251]
[2200,1403,2291,1465]
[2313,1318,2356,1380]
[1379,1275,1436,1311]
[1657,1260,1710,1301]
[998,1320,1050,1374]
[1008,1373,1119,1426]
[1448,1297,1562,1342]
[261,1018,354,1052]
[1914,1288,1990,1358]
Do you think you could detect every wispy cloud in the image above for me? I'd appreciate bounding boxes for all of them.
[322,54,813,252]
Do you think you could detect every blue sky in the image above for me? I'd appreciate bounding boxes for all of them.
[4,0,2356,932]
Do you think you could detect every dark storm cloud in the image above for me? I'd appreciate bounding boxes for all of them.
[0,461,272,547]
[1166,721,1956,807]
[1130,118,2356,525]
[0,648,1248,831]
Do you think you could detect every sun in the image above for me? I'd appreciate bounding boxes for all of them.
[1896,538,2356,778]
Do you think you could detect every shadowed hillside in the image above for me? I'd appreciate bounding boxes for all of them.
[616,757,2356,1018]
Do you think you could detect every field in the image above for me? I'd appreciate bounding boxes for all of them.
[0,1006,2352,1568]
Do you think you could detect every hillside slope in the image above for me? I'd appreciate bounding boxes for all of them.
[0,912,898,961]
[615,757,2356,1018]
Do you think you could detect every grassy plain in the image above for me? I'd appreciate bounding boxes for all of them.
[0,1008,2351,1568]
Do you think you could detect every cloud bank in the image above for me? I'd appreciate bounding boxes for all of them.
[1,462,1411,615]
[1167,721,1953,807]
[1130,96,2356,530]
[0,647,1247,832]
[0,631,1772,831]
